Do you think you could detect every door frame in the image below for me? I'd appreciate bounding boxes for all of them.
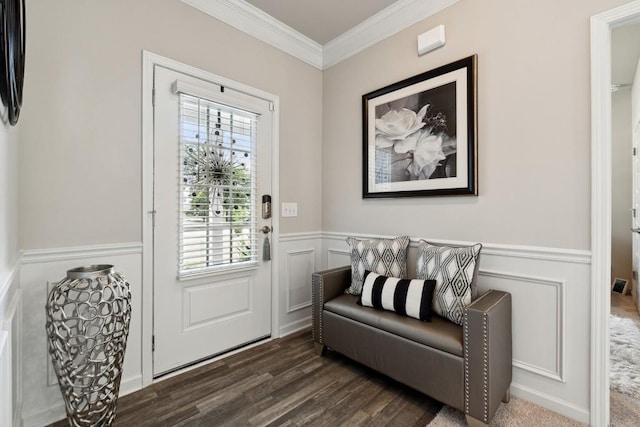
[140,50,281,387]
[591,2,640,426]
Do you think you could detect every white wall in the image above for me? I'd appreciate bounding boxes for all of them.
[611,89,633,285]
[320,0,629,421]
[0,98,22,426]
[19,1,323,425]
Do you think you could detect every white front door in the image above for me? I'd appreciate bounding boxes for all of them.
[152,65,273,376]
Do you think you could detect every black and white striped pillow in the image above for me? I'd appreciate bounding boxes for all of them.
[358,271,436,321]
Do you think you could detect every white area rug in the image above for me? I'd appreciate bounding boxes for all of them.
[610,313,640,399]
[428,397,586,426]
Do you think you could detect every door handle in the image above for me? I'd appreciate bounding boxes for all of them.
[632,228,640,234]
[260,226,272,234]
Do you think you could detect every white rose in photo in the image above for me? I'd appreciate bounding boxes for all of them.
[407,131,446,179]
[375,105,428,148]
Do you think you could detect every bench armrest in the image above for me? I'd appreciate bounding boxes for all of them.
[463,289,512,424]
[311,266,351,345]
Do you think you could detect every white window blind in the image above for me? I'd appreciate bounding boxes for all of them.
[178,93,258,276]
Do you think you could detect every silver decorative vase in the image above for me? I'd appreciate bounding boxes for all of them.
[46,265,132,427]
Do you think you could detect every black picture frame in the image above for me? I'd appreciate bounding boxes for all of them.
[0,0,26,126]
[362,55,477,198]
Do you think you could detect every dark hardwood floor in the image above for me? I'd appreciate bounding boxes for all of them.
[51,330,443,426]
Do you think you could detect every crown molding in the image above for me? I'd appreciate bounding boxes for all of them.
[323,0,460,69]
[181,0,323,69]
[181,0,460,71]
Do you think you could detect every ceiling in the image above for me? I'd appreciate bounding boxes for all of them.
[181,0,460,69]
[245,0,399,44]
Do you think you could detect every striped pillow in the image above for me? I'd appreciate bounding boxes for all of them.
[358,271,436,321]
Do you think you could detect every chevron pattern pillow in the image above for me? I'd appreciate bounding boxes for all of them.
[359,271,437,321]
[416,241,482,325]
[346,236,410,295]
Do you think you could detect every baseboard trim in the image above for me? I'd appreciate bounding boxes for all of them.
[13,400,22,427]
[119,374,143,397]
[22,242,143,264]
[510,382,589,424]
[279,317,311,337]
[21,375,144,427]
[22,404,66,427]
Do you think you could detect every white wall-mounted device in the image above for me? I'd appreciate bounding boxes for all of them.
[417,25,446,56]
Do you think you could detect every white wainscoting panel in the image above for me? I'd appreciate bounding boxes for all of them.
[326,247,350,270]
[286,249,315,313]
[0,330,9,427]
[478,270,565,382]
[20,243,143,427]
[278,233,322,336]
[0,258,22,427]
[16,233,593,424]
[321,232,591,423]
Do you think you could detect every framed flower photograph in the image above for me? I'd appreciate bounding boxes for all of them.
[362,55,477,198]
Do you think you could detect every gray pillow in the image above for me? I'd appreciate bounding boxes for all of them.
[346,235,410,295]
[416,240,482,325]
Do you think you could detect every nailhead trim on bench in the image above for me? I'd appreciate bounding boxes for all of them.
[482,313,489,423]
[311,273,323,344]
[463,309,470,413]
[463,305,490,423]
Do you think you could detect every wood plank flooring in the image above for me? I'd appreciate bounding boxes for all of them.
[51,330,443,426]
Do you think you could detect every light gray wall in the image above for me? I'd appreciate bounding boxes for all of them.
[19,0,323,250]
[0,111,19,284]
[322,0,628,249]
[611,89,632,285]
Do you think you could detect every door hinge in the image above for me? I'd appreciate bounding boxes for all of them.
[634,147,637,156]
[149,210,156,228]
[152,335,155,352]
[634,208,637,218]
[152,88,156,106]
[269,102,274,111]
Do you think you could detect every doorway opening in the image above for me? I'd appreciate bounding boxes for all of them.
[591,2,640,426]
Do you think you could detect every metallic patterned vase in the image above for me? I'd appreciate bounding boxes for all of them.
[46,265,132,427]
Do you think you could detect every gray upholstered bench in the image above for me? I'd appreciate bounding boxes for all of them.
[312,266,512,427]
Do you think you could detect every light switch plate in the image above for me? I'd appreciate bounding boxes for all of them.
[282,202,298,217]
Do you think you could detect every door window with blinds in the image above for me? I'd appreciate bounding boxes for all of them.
[178,93,258,276]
